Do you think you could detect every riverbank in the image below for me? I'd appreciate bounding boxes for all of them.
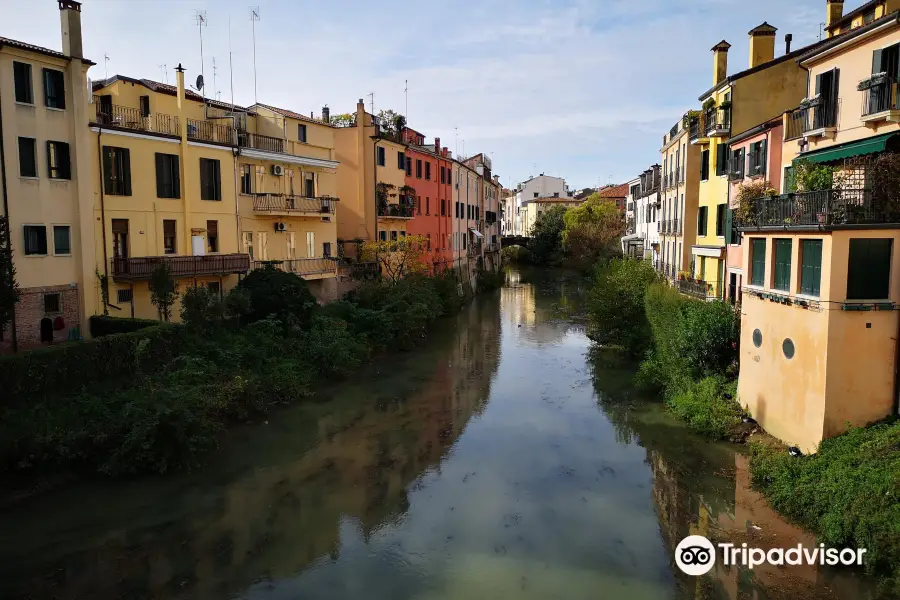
[0,269,504,478]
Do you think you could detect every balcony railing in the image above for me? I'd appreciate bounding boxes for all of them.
[689,115,705,142]
[252,193,337,214]
[252,258,338,277]
[186,119,236,145]
[111,253,250,280]
[677,278,713,300]
[238,131,285,153]
[661,218,681,235]
[378,203,415,218]
[784,107,807,141]
[736,188,900,229]
[802,97,838,133]
[706,106,731,136]
[93,103,180,136]
[653,260,678,280]
[861,75,898,117]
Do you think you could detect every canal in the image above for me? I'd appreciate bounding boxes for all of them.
[0,269,884,599]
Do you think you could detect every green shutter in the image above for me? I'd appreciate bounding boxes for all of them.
[800,240,822,296]
[121,148,132,196]
[751,238,766,286]
[873,48,884,74]
[724,208,733,244]
[848,238,892,299]
[774,239,792,291]
[155,153,165,198]
[102,146,114,193]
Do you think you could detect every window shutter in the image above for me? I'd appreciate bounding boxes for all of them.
[155,153,165,197]
[121,148,132,195]
[815,73,822,96]
[873,48,884,74]
[46,141,53,178]
[103,146,114,193]
[760,139,767,175]
[724,208,733,244]
[801,240,822,296]
[140,95,150,117]
[60,142,71,179]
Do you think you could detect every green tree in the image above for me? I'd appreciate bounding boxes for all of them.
[528,205,567,264]
[148,264,178,322]
[376,109,406,138]
[587,258,661,357]
[237,265,317,324]
[0,216,20,342]
[562,195,625,267]
[329,113,354,127]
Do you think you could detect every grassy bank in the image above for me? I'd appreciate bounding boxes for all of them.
[0,269,502,477]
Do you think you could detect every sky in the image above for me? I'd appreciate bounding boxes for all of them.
[1,0,832,190]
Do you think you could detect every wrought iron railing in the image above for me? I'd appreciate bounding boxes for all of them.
[186,119,235,144]
[378,203,415,218]
[111,253,250,280]
[736,188,900,229]
[861,75,897,116]
[661,219,681,235]
[252,258,338,276]
[689,115,704,141]
[252,193,337,214]
[677,278,716,300]
[238,131,285,153]
[784,107,807,141]
[706,106,731,135]
[802,98,837,132]
[93,103,180,136]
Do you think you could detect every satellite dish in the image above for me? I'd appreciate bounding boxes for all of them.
[195,74,204,91]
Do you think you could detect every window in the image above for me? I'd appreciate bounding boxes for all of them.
[417,196,422,215]
[298,124,307,143]
[117,288,133,304]
[18,137,37,178]
[53,225,71,255]
[416,159,422,178]
[447,169,452,186]
[426,233,432,250]
[441,199,446,216]
[240,164,253,194]
[715,204,726,236]
[155,153,180,198]
[426,197,430,215]
[43,293,61,314]
[863,9,876,24]
[554,192,559,198]
[813,69,840,128]
[243,231,254,260]
[112,219,129,259]
[773,239,792,291]
[13,61,33,104]
[102,146,132,196]
[379,230,387,242]
[46,141,71,180]
[306,231,315,257]
[800,239,822,296]
[700,149,710,181]
[376,146,385,166]
[533,192,539,198]
[847,238,892,299]
[425,162,431,180]
[405,157,412,176]
[748,140,767,176]
[441,166,446,184]
[163,220,176,254]
[207,282,221,294]
[23,225,47,255]
[715,143,728,177]
[390,230,398,241]
[323,242,332,258]
[730,149,745,179]
[455,201,460,218]
[207,220,218,253]
[697,206,708,236]
[200,158,221,200]
[398,151,405,169]
[750,238,766,286]
[304,175,315,198]
[43,68,65,109]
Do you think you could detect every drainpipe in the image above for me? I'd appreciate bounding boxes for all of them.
[0,88,18,351]
[894,313,900,416]
[373,139,380,264]
[97,128,109,315]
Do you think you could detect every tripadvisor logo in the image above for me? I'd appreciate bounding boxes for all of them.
[675,535,867,576]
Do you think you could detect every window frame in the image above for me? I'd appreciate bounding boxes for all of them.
[697,206,708,236]
[23,224,48,256]
[43,292,62,314]
[207,219,219,253]
[163,219,177,255]
[13,61,34,105]
[46,140,71,180]
[773,238,792,292]
[240,164,253,195]
[103,146,132,196]
[155,152,181,199]
[799,239,823,297]
[715,204,726,237]
[750,238,766,287]
[376,146,385,166]
[52,224,71,256]
[847,238,892,300]
[425,161,431,180]
[18,137,37,178]
[199,157,222,201]
[397,151,405,170]
[42,67,66,109]
[298,124,307,143]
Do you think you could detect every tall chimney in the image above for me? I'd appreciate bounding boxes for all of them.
[59,0,83,58]
[785,33,793,54]
[322,105,330,123]
[826,0,844,28]
[749,23,777,68]
[712,41,731,86]
[434,137,441,154]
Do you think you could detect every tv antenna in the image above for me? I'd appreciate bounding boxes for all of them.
[367,92,374,115]
[250,7,260,104]
[158,64,168,84]
[194,10,207,99]
[103,53,110,79]
[212,57,218,100]
[404,79,408,124]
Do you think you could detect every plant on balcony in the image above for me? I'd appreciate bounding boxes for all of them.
[718,100,732,109]
[149,264,179,322]
[799,94,822,109]
[362,234,428,285]
[375,182,396,214]
[867,152,900,222]
[682,110,701,128]
[0,216,20,338]
[793,159,843,192]
[702,97,716,111]
[734,180,776,225]
[857,71,888,91]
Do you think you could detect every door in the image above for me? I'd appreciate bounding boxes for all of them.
[112,219,128,259]
[306,231,315,257]
[258,232,268,260]
[728,273,738,305]
[98,94,112,123]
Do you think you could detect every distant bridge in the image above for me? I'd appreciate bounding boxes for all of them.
[501,236,530,248]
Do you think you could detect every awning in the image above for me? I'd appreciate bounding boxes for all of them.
[470,228,484,238]
[797,132,897,164]
[621,233,644,242]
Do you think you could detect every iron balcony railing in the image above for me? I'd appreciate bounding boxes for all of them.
[93,103,180,136]
[661,218,681,235]
[677,278,716,300]
[861,75,898,117]
[252,193,337,214]
[706,106,731,135]
[186,119,236,145]
[238,131,285,153]
[689,115,704,141]
[784,107,807,141]
[252,257,338,277]
[378,203,415,218]
[653,260,678,280]
[736,188,900,229]
[111,253,250,280]
[802,97,838,132]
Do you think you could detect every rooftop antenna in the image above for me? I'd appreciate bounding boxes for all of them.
[455,127,458,156]
[250,7,260,104]
[194,10,207,100]
[212,57,218,101]
[158,64,168,84]
[367,92,374,115]
[103,53,109,79]
[405,79,408,124]
[228,14,235,113]
[819,22,825,41]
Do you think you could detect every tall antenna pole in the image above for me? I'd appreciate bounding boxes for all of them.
[367,92,374,115]
[158,64,168,84]
[455,127,458,156]
[229,14,235,112]
[212,57,218,100]
[250,7,260,104]
[405,79,408,123]
[195,10,207,99]
[103,53,109,79]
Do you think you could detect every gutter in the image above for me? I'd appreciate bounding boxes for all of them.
[0,84,17,351]
[96,128,110,313]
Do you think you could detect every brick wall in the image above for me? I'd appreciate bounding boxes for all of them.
[0,284,81,350]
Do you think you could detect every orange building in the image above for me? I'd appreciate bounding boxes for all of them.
[402,128,453,270]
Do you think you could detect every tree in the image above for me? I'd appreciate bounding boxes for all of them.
[562,195,625,267]
[0,216,20,344]
[329,113,354,127]
[588,258,661,357]
[376,109,406,139]
[528,205,567,264]
[148,264,178,322]
[362,235,428,284]
[237,265,317,324]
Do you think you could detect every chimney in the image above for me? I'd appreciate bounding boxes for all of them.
[712,41,731,86]
[442,146,448,157]
[826,0,844,28]
[322,105,330,123]
[59,0,83,58]
[434,137,441,154]
[749,23,777,68]
[785,33,793,54]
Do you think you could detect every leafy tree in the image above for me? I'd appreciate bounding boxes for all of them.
[148,264,178,322]
[376,109,406,138]
[587,258,661,357]
[562,195,625,267]
[237,265,317,324]
[528,205,567,264]
[329,113,354,127]
[0,216,20,342]
[362,235,428,284]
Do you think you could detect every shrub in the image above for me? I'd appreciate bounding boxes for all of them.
[149,264,178,322]
[528,205,567,264]
[237,266,317,325]
[180,285,226,329]
[674,299,738,380]
[89,315,160,338]
[666,376,742,439]
[587,258,661,357]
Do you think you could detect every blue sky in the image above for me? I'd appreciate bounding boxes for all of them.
[2,0,832,189]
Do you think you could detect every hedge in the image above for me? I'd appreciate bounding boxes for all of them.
[89,315,161,338]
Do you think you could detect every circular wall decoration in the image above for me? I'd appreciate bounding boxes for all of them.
[782,338,795,359]
[752,329,763,348]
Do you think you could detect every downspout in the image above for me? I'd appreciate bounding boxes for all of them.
[894,309,900,415]
[0,85,18,351]
[97,128,110,314]
[373,139,380,268]
[232,145,242,276]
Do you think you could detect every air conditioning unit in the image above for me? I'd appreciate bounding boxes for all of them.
[274,222,286,232]
[271,165,285,176]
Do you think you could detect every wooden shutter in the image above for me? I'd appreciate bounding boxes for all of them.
[760,139,767,175]
[774,239,792,291]
[122,148,132,195]
[873,48,884,75]
[140,95,150,117]
[155,153,166,198]
[848,238,892,299]
[800,240,822,296]
[751,239,766,286]
[724,208,733,244]
[830,69,840,125]
[163,219,176,236]
[102,146,114,193]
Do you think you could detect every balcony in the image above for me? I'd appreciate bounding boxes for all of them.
[186,119,236,145]
[252,193,337,215]
[252,257,338,277]
[801,98,837,139]
[677,278,717,301]
[653,260,678,281]
[93,102,180,136]
[736,188,900,230]
[111,253,250,280]
[661,218,681,235]
[784,106,807,141]
[378,202,415,218]
[861,75,900,124]
[705,106,731,137]
[238,131,285,153]
[689,115,708,145]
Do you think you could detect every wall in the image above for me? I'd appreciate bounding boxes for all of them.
[732,59,809,137]
[405,145,453,269]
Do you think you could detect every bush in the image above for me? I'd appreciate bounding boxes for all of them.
[750,420,900,592]
[89,315,160,337]
[666,376,742,439]
[528,205,567,265]
[237,265,317,324]
[587,258,661,357]
[180,286,226,329]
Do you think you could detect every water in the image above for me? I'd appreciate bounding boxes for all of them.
[0,269,885,600]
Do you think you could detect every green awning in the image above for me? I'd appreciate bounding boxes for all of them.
[796,133,897,164]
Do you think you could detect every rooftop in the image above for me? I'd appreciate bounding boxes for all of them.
[0,35,96,66]
[595,183,630,198]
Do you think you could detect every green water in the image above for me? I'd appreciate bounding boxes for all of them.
[0,269,885,599]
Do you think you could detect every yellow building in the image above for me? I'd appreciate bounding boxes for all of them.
[691,24,814,299]
[0,0,96,348]
[520,197,581,235]
[659,114,700,281]
[825,0,900,37]
[737,7,900,452]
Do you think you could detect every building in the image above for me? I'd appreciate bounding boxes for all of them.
[637,166,662,262]
[462,153,501,263]
[690,24,822,300]
[510,174,573,235]
[660,114,700,283]
[824,0,900,37]
[500,188,514,237]
[0,0,97,348]
[595,182,629,211]
[736,6,900,452]
[521,196,582,238]
[402,128,454,271]
[620,177,643,257]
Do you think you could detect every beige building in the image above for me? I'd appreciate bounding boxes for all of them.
[659,114,700,280]
[520,197,581,236]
